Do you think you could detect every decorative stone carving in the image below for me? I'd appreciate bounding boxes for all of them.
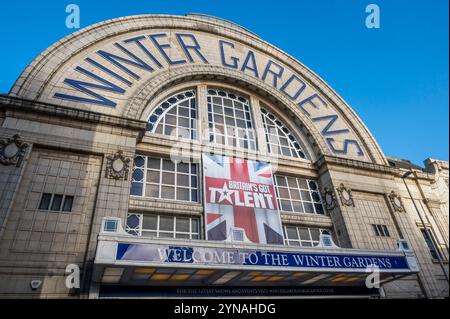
[388,191,405,212]
[322,186,337,210]
[105,150,131,180]
[336,183,355,207]
[0,134,29,167]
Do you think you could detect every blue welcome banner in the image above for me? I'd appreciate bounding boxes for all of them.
[116,243,410,270]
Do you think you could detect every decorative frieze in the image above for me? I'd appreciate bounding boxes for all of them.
[0,134,29,167]
[105,150,131,180]
[322,186,337,211]
[336,183,355,207]
[388,191,405,212]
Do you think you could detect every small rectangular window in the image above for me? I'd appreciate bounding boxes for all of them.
[50,194,63,211]
[283,225,331,247]
[38,193,52,210]
[126,213,200,240]
[372,224,390,237]
[104,219,118,233]
[420,228,442,260]
[382,225,390,237]
[62,196,74,212]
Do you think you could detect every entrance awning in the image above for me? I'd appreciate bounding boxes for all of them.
[92,218,420,297]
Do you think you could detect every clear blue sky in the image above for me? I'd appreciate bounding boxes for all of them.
[0,0,448,165]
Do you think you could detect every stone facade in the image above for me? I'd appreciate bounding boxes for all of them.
[0,14,448,298]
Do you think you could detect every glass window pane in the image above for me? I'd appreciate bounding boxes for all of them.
[314,203,325,214]
[297,178,308,189]
[176,188,190,201]
[132,169,144,181]
[276,176,287,186]
[127,214,140,229]
[147,170,160,183]
[298,228,310,241]
[162,172,175,185]
[310,229,320,242]
[159,217,174,231]
[278,187,290,198]
[287,177,298,188]
[147,158,160,169]
[290,189,301,200]
[134,156,145,167]
[191,219,199,233]
[39,193,52,210]
[161,186,175,199]
[178,163,189,173]
[176,218,190,232]
[62,196,74,212]
[177,174,189,187]
[292,201,304,213]
[162,159,175,171]
[51,195,63,211]
[303,202,314,214]
[280,200,293,211]
[301,191,312,202]
[286,227,299,240]
[145,184,159,198]
[130,182,143,196]
[142,215,157,230]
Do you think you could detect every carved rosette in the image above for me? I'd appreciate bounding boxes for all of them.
[388,191,405,212]
[322,186,337,211]
[336,183,355,207]
[0,134,29,167]
[105,150,131,180]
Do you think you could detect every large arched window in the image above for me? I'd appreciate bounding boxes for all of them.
[207,88,256,150]
[146,89,197,140]
[261,107,307,159]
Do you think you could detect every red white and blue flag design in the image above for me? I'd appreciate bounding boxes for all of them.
[202,154,284,245]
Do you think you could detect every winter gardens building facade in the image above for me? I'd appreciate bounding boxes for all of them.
[0,14,448,299]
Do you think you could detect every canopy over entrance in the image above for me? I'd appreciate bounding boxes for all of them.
[92,218,419,298]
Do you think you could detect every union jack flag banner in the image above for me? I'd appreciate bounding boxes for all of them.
[202,153,284,245]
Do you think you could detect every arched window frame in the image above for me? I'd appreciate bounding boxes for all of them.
[144,84,313,161]
[260,107,307,159]
[146,89,197,140]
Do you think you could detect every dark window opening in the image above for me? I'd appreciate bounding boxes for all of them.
[38,193,52,210]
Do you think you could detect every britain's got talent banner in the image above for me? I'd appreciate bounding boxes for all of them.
[202,154,284,245]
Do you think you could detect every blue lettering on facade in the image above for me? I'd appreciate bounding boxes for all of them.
[312,115,350,136]
[297,94,328,116]
[280,74,306,100]
[123,35,163,69]
[149,33,187,65]
[116,243,410,270]
[219,40,239,69]
[85,57,132,86]
[241,50,259,78]
[261,60,284,88]
[326,138,364,156]
[97,42,155,79]
[54,66,125,107]
[53,35,364,157]
[176,33,209,64]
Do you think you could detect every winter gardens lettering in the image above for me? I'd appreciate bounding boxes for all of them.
[54,32,364,157]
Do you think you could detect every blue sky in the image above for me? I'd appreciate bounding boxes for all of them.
[0,0,448,165]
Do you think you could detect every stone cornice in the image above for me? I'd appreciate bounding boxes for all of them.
[315,155,434,181]
[0,95,147,132]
